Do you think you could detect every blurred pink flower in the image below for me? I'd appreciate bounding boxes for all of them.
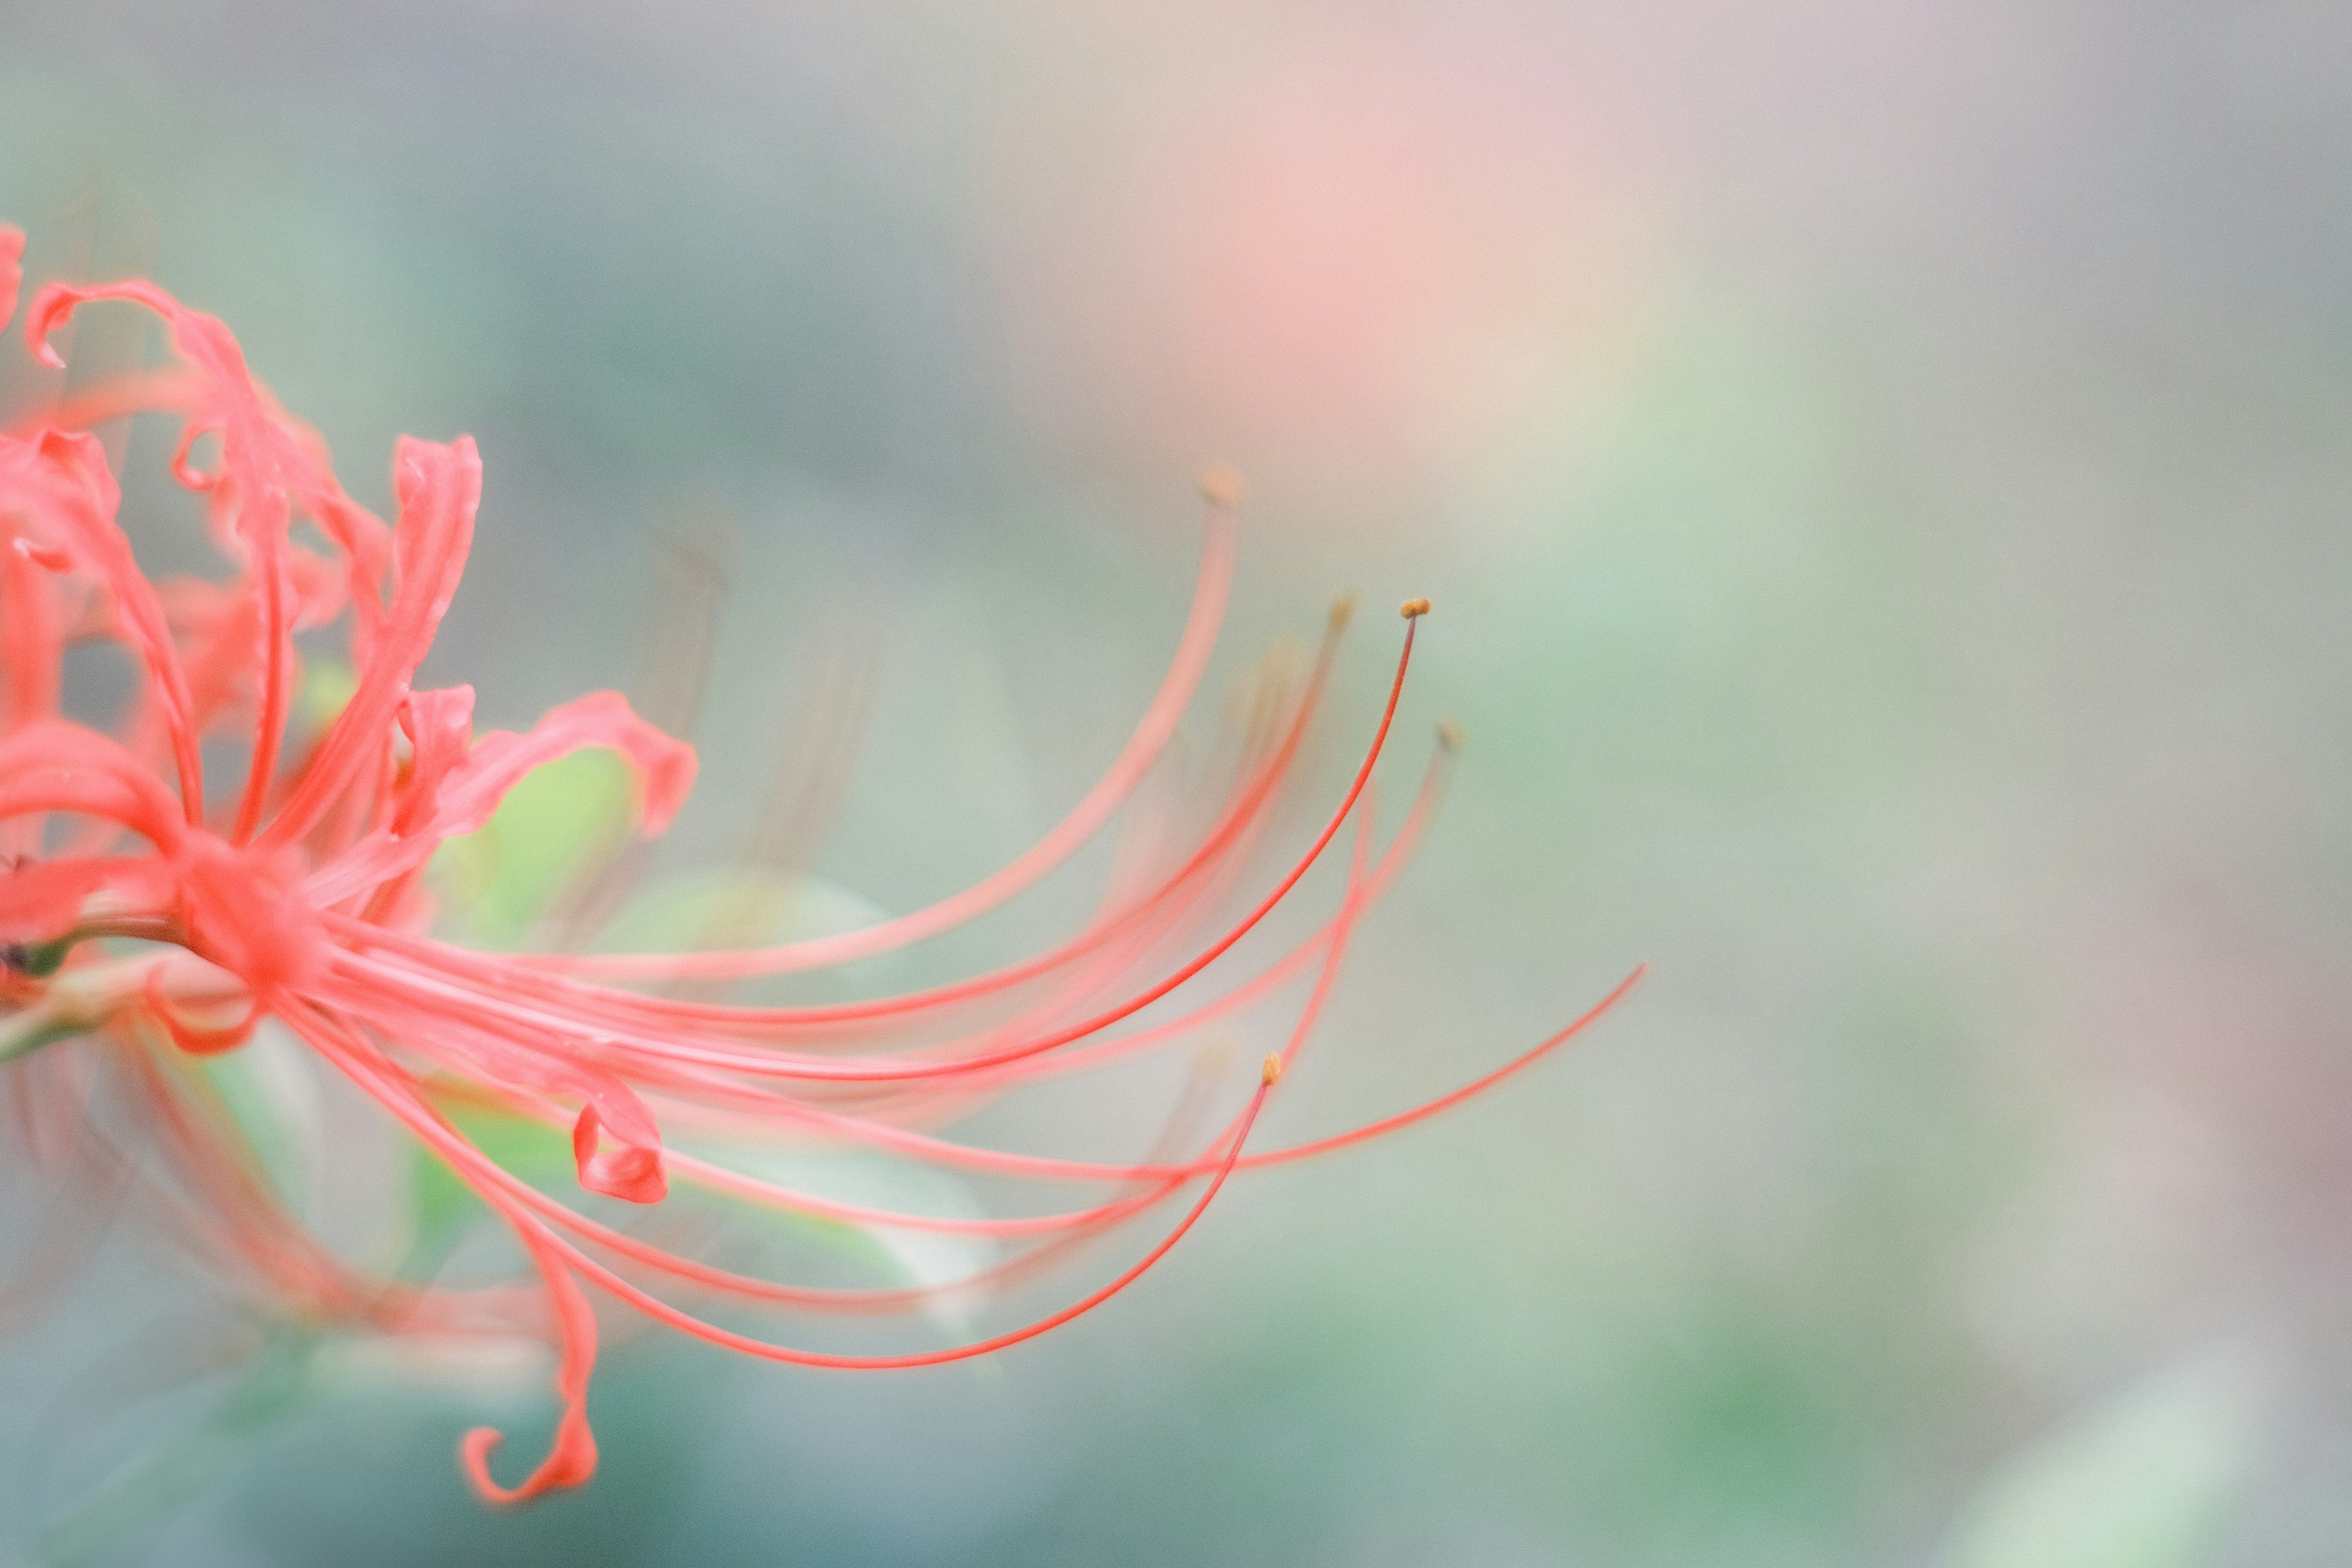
[0,226,1638,1505]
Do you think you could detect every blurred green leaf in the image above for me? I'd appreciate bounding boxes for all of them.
[431,748,636,948]
[592,867,888,956]
[684,1145,995,1332]
[296,655,359,734]
[1943,1351,2264,1568]
[408,1100,574,1245]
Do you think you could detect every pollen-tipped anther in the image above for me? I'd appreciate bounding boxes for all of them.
[1400,598,1431,619]
[1436,719,1464,752]
[1261,1054,1283,1086]
[1329,592,1355,631]
[1196,464,1245,510]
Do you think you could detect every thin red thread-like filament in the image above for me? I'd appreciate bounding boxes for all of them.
[0,227,1638,1507]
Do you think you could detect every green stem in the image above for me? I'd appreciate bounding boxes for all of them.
[0,1004,80,1066]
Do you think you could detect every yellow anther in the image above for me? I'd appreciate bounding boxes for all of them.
[1196,464,1246,510]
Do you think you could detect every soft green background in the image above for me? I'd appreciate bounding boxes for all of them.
[2,2,2347,1564]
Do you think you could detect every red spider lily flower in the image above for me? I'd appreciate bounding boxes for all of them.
[0,224,1641,1506]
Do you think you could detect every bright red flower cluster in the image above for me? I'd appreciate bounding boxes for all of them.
[0,225,1638,1504]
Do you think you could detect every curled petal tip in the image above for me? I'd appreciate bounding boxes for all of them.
[459,1427,519,1505]
[10,537,70,574]
[635,736,698,837]
[573,1107,669,1204]
[23,284,76,371]
[170,422,224,491]
[579,1145,669,1204]
[1261,1054,1283,1087]
[459,1423,598,1506]
[1196,463,1245,510]
[1399,597,1431,620]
